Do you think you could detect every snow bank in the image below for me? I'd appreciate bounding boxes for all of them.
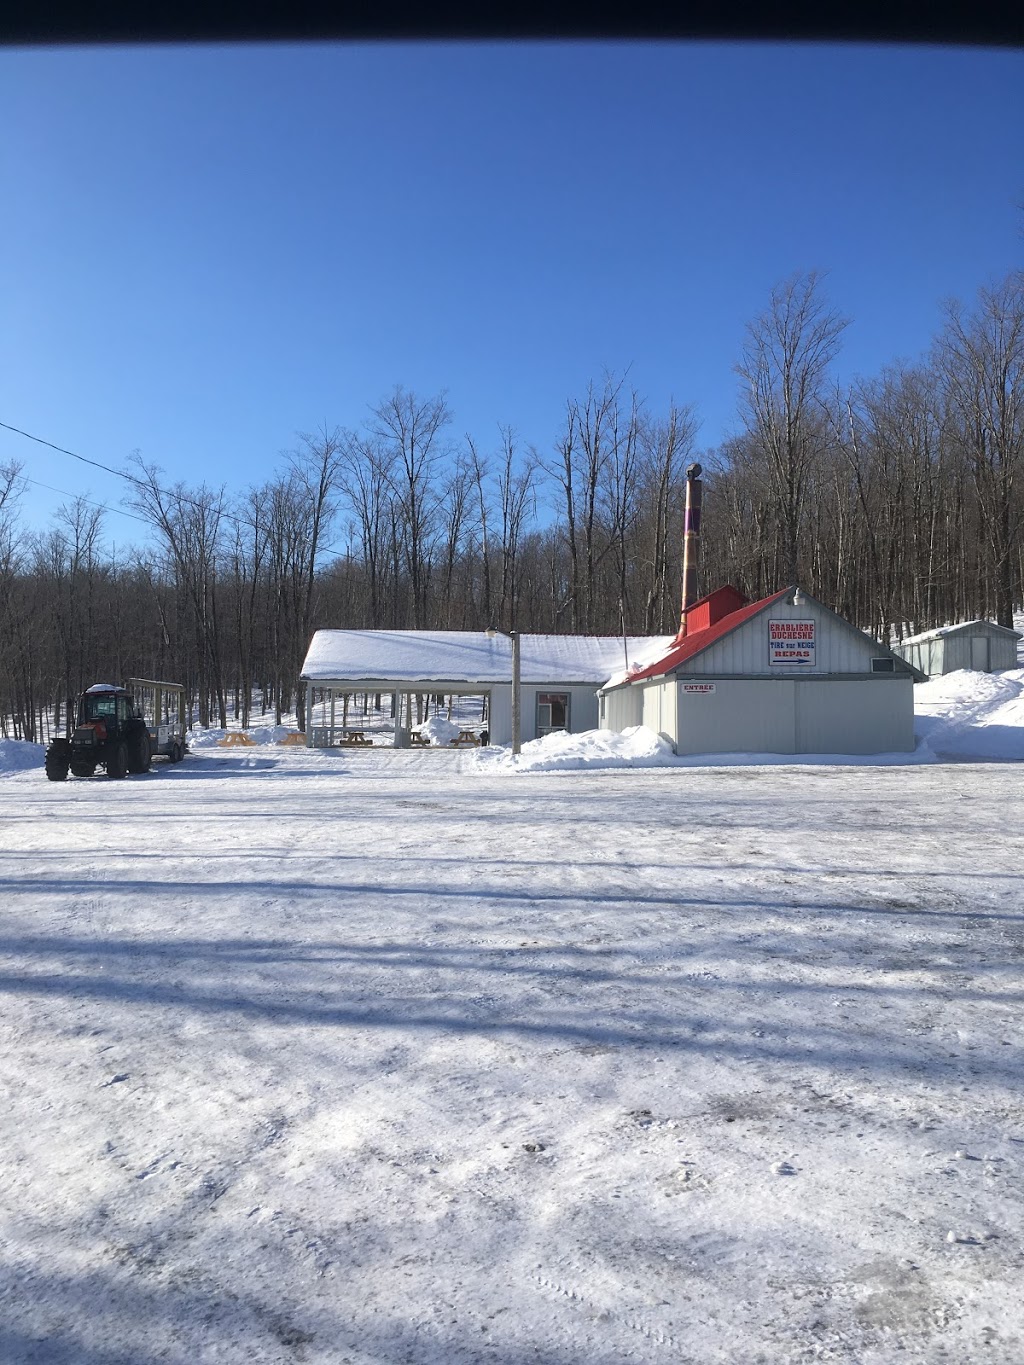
[418,715,461,747]
[0,738,45,776]
[473,725,936,773]
[914,666,1024,760]
[471,725,678,772]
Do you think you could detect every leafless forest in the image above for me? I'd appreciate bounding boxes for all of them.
[1,268,1021,741]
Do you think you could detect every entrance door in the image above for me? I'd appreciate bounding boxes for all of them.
[536,692,570,737]
[970,636,988,671]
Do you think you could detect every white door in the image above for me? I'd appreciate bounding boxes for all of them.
[970,637,988,671]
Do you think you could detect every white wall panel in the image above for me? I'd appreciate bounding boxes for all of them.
[642,683,676,745]
[675,680,796,755]
[794,679,915,753]
[686,601,887,676]
[602,686,643,731]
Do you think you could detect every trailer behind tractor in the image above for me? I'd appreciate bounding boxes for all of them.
[44,678,187,781]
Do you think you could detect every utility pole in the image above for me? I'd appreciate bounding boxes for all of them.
[486,626,521,755]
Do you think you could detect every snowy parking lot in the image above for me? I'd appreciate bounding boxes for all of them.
[1,736,1023,1364]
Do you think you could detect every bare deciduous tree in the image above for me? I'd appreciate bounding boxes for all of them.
[372,387,452,628]
[737,271,849,587]
[938,271,1024,627]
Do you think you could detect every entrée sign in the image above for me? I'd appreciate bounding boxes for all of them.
[682,683,716,694]
[769,619,815,666]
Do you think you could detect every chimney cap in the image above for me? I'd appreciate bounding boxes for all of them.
[686,462,702,479]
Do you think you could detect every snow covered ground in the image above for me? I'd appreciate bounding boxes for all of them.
[1,678,1023,1363]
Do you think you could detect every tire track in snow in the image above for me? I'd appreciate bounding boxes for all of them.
[532,1269,690,1356]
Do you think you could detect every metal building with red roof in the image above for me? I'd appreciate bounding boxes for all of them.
[599,583,922,756]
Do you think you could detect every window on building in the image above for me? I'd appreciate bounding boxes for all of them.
[870,658,895,673]
[536,692,570,736]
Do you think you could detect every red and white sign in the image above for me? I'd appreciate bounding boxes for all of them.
[769,619,815,666]
[682,683,716,694]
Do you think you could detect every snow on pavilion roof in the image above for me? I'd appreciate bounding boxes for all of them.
[300,629,675,685]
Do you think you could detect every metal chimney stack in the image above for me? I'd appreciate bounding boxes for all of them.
[677,462,703,640]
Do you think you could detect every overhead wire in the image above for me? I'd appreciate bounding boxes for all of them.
[0,418,354,564]
[20,476,154,528]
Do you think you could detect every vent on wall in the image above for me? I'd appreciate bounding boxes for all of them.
[871,658,896,673]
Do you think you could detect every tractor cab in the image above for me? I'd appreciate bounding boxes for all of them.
[77,686,138,737]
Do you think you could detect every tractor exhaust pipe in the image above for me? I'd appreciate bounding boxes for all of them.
[677,462,703,640]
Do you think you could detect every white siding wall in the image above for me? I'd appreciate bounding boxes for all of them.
[893,627,1020,677]
[990,634,1021,670]
[793,678,915,752]
[494,684,601,743]
[488,685,512,745]
[940,636,972,673]
[642,682,678,747]
[675,680,796,754]
[672,677,914,755]
[519,687,590,741]
[897,641,930,676]
[686,600,890,675]
[601,686,643,732]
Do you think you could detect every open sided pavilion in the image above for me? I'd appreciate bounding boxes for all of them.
[300,629,672,747]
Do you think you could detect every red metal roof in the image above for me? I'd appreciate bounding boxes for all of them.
[673,584,748,640]
[626,586,791,682]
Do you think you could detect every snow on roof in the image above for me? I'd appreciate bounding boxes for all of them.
[85,683,122,693]
[603,635,687,689]
[300,629,675,685]
[898,619,1023,646]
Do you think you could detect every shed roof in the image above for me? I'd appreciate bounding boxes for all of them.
[898,619,1023,646]
[300,629,675,685]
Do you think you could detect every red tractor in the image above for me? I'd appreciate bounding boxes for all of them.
[44,680,186,781]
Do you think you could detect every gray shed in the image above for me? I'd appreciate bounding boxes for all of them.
[892,620,1022,677]
[599,584,924,757]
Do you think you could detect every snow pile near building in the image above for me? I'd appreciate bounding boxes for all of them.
[474,725,937,773]
[418,715,461,747]
[914,667,1024,760]
[472,724,678,772]
[0,738,44,776]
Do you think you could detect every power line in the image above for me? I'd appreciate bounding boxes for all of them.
[1,418,354,564]
[20,476,154,528]
[0,420,148,489]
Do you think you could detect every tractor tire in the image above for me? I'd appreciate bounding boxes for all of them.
[127,727,151,774]
[45,741,70,782]
[171,741,185,764]
[106,742,128,779]
[70,757,97,778]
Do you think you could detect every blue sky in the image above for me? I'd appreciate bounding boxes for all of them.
[1,40,1021,543]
